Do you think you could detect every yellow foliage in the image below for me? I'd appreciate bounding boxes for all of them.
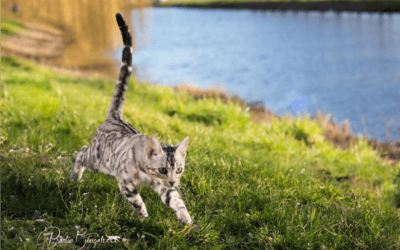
[1,0,150,74]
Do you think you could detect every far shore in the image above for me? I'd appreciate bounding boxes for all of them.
[3,17,400,164]
[154,1,400,13]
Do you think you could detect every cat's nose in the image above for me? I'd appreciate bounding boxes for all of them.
[169,182,175,187]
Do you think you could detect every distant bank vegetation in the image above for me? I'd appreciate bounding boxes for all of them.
[155,0,400,4]
[154,0,400,12]
[1,0,150,75]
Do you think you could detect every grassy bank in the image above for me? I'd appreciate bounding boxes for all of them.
[1,19,25,38]
[2,55,400,249]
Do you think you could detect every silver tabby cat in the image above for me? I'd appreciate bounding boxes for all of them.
[71,13,191,225]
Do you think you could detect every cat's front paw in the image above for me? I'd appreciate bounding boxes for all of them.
[177,209,191,225]
[140,209,149,218]
[138,213,148,220]
[133,205,148,218]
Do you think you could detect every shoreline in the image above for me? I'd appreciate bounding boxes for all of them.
[173,85,400,164]
[3,18,400,164]
[154,1,400,13]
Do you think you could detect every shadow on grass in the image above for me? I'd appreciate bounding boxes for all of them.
[2,158,70,219]
[394,172,400,208]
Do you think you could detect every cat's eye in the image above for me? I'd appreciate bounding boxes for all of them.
[159,168,167,174]
[176,168,183,174]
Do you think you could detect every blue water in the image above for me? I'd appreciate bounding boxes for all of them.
[125,8,400,141]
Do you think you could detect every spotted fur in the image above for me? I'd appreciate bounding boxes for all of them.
[71,13,191,225]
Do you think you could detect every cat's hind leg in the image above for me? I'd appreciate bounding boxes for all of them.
[71,145,89,181]
[119,179,148,217]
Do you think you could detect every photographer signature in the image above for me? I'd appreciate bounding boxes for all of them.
[38,226,125,249]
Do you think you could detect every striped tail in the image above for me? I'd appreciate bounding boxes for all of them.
[107,13,133,120]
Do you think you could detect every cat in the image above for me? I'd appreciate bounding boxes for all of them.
[71,13,191,226]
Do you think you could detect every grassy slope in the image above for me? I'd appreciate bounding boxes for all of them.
[1,55,400,249]
[1,19,25,38]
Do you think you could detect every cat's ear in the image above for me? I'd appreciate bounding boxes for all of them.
[146,135,162,158]
[175,136,189,158]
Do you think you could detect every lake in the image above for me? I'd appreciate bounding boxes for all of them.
[124,7,400,142]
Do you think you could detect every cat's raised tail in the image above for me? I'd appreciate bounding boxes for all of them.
[107,13,133,120]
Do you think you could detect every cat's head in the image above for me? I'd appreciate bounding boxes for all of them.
[146,135,189,188]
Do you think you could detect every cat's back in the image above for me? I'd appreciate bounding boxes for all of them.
[97,118,140,136]
[92,118,141,150]
[87,118,144,175]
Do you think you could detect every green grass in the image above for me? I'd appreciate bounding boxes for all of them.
[1,19,25,38]
[2,55,400,249]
